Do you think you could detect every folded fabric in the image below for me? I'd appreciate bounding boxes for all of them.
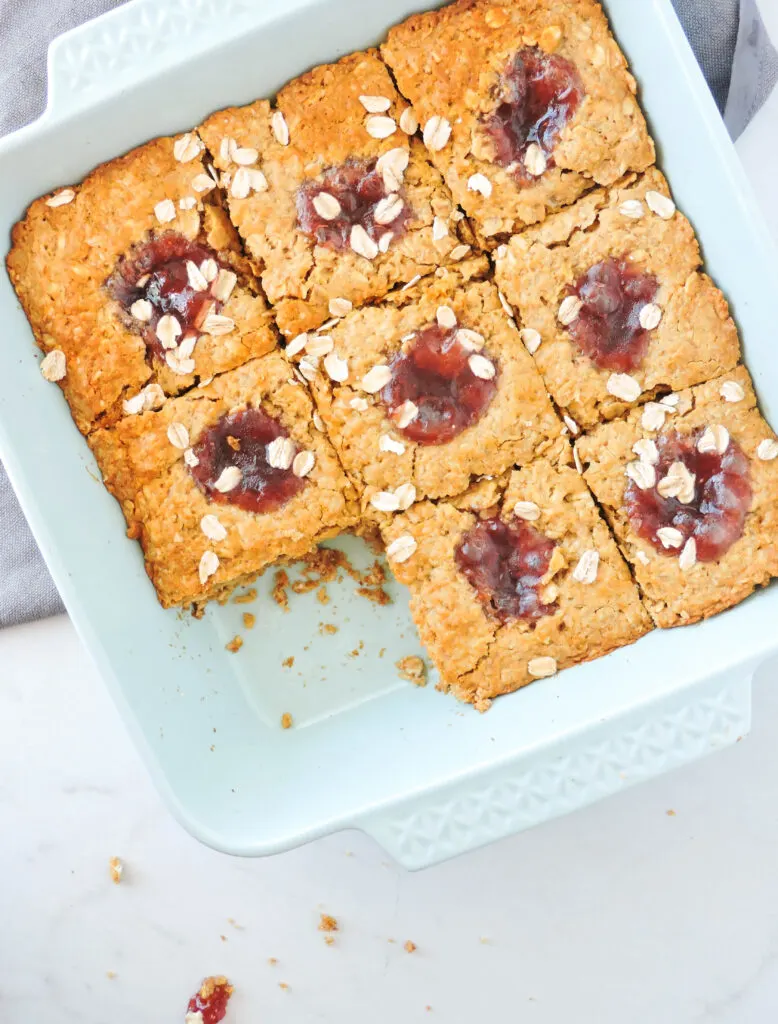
[672,0,741,113]
[725,0,778,135]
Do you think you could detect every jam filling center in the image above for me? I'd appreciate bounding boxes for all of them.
[485,46,584,180]
[296,158,410,251]
[106,233,228,361]
[564,257,659,372]
[455,516,558,623]
[189,408,305,514]
[379,322,498,445]
[625,429,752,561]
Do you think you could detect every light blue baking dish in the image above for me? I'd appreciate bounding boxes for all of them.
[0,0,775,868]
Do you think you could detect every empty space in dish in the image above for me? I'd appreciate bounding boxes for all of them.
[211,536,426,728]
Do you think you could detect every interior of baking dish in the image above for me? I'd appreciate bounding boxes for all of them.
[0,0,775,867]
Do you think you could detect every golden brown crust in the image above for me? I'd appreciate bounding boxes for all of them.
[197,50,473,337]
[7,3,775,649]
[381,0,655,243]
[576,367,778,628]
[303,259,565,518]
[90,352,357,607]
[382,458,652,706]
[7,135,276,434]
[494,168,741,427]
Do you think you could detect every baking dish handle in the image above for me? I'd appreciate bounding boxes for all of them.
[43,0,277,125]
[358,670,752,871]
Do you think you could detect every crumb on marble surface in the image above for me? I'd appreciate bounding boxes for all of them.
[186,975,233,1023]
[108,856,123,884]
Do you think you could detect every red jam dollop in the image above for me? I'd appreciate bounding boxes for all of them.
[379,322,497,445]
[564,257,659,372]
[625,430,752,561]
[189,408,305,514]
[485,46,584,180]
[455,516,557,623]
[186,976,233,1024]
[106,233,227,360]
[296,159,410,251]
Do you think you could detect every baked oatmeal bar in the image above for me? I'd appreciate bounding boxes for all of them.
[381,0,654,244]
[90,352,355,607]
[494,169,740,428]
[7,135,276,434]
[198,49,473,338]
[298,258,564,518]
[382,459,651,708]
[576,367,778,627]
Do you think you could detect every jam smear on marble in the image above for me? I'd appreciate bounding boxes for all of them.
[564,257,659,372]
[455,516,557,623]
[485,47,584,180]
[189,408,305,514]
[186,976,233,1024]
[379,323,497,445]
[296,159,410,251]
[625,429,752,561]
[107,233,227,360]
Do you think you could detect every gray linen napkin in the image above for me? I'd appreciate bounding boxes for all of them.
[671,0,741,112]
[0,0,774,627]
[0,0,128,625]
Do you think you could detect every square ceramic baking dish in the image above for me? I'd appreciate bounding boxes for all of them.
[1,0,776,870]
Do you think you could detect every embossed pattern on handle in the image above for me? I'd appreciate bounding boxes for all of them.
[361,677,751,870]
[45,0,260,122]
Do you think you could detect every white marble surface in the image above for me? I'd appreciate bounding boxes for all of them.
[3,615,778,1024]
